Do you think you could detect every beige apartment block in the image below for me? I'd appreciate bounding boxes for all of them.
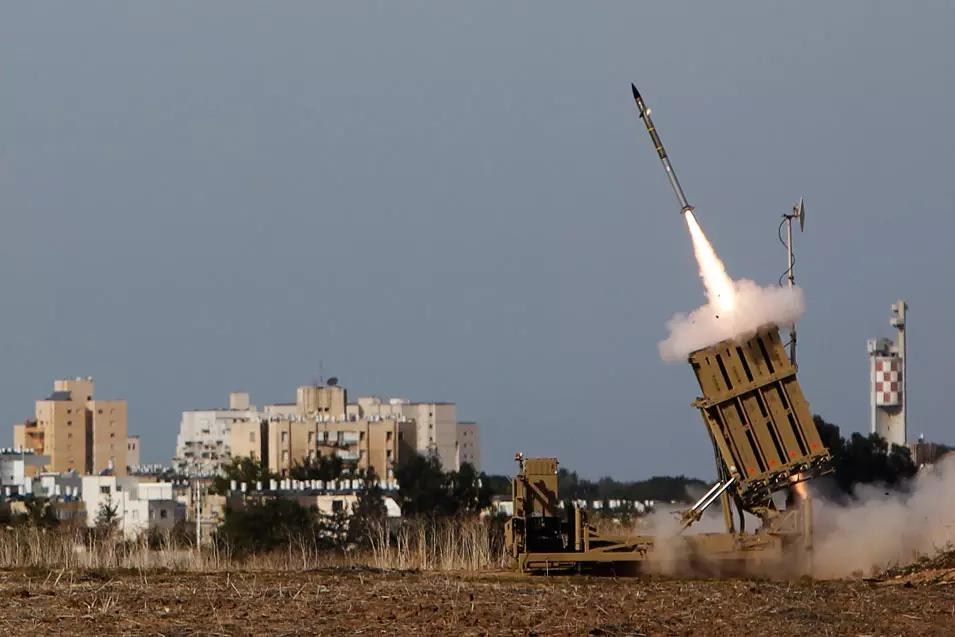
[348,397,479,471]
[12,378,128,476]
[90,400,127,474]
[296,383,347,417]
[229,419,266,463]
[233,416,415,480]
[456,421,480,469]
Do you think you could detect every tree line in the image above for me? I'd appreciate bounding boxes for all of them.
[1,412,931,555]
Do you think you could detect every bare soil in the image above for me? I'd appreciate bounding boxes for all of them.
[1,567,954,636]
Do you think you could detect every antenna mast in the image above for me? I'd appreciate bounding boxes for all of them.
[781,198,805,366]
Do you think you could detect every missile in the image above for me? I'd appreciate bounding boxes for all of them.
[631,84,693,215]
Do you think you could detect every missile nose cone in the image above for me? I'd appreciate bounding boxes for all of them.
[631,83,641,100]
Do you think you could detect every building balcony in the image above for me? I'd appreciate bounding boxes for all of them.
[334,450,359,462]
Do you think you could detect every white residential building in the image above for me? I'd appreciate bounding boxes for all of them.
[25,473,83,500]
[122,499,184,538]
[173,392,261,476]
[81,476,183,538]
[0,450,50,496]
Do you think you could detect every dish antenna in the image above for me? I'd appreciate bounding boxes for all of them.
[795,197,806,232]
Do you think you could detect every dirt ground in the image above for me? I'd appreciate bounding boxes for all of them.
[1,567,954,636]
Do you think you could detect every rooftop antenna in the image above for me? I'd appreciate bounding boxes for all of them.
[779,198,805,367]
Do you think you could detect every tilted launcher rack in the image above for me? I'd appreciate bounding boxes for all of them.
[505,325,833,575]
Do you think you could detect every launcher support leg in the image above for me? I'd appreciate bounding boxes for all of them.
[802,494,813,551]
[720,491,735,534]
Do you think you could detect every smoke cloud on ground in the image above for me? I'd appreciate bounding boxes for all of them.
[629,464,955,579]
[658,279,805,362]
[631,486,767,577]
[810,455,955,578]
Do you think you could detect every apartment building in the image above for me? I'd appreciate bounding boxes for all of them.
[173,384,348,476]
[81,476,184,539]
[348,397,480,471]
[0,449,50,496]
[456,421,481,470]
[232,414,416,479]
[173,392,261,476]
[175,381,481,477]
[126,436,141,471]
[13,378,128,476]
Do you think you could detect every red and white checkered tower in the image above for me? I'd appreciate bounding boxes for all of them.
[867,300,907,447]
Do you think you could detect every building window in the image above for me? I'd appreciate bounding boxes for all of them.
[131,510,138,521]
[160,509,168,519]
[249,431,255,442]
[281,431,287,443]
[67,433,72,439]
[110,432,115,438]
[100,486,110,494]
[98,409,103,414]
[332,500,344,513]
[67,420,72,425]
[67,409,72,414]
[282,450,289,462]
[398,433,404,441]
[116,485,123,492]
[360,432,365,441]
[307,432,313,444]
[386,431,393,441]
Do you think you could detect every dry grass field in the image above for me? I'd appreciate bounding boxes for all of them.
[1,564,954,636]
[2,521,955,635]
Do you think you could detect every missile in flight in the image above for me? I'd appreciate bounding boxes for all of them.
[631,84,693,215]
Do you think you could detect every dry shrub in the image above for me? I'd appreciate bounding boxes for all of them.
[364,516,506,571]
[0,515,506,573]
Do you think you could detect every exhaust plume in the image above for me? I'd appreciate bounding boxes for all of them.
[685,211,735,314]
[659,211,805,362]
[810,455,955,578]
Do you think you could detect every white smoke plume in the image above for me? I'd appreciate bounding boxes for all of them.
[810,454,955,578]
[658,279,805,362]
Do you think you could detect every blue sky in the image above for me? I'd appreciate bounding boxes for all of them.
[2,2,952,478]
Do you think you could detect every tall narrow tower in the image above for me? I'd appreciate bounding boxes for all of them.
[867,300,907,447]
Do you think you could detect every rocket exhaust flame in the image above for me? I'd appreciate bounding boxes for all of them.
[629,86,736,315]
[659,211,806,362]
[684,211,735,315]
[790,473,809,500]
[631,84,807,362]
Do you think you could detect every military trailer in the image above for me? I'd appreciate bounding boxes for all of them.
[505,325,833,575]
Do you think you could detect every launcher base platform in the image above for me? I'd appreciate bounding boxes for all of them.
[504,457,815,576]
[506,327,832,576]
